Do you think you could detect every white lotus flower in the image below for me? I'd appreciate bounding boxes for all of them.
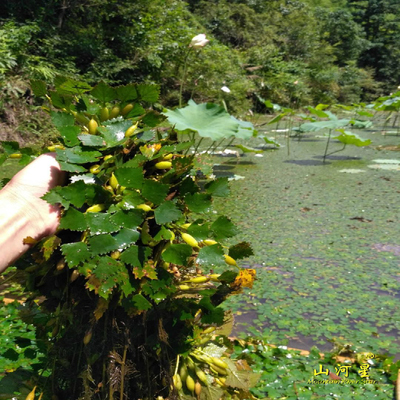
[221,86,231,93]
[190,34,209,48]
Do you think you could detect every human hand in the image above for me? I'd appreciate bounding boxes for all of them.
[0,153,65,271]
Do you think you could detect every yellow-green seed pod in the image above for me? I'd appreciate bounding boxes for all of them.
[173,374,182,390]
[38,392,43,400]
[186,375,195,392]
[211,357,228,369]
[73,111,90,125]
[121,103,134,116]
[178,284,191,291]
[100,107,110,122]
[110,250,121,260]
[90,164,101,174]
[136,204,152,212]
[88,119,98,135]
[70,270,80,283]
[109,106,120,119]
[125,122,139,137]
[210,274,220,282]
[210,364,228,376]
[86,204,106,213]
[179,364,188,382]
[186,276,210,284]
[180,223,191,230]
[181,233,198,248]
[202,326,216,335]
[155,161,172,170]
[56,258,66,271]
[110,172,119,190]
[224,254,237,266]
[199,335,211,345]
[83,329,92,345]
[162,153,173,160]
[203,239,218,246]
[47,144,65,152]
[9,153,22,159]
[214,377,225,387]
[25,386,36,400]
[195,368,208,385]
[104,154,113,161]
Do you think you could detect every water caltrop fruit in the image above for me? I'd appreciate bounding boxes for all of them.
[181,233,198,248]
[88,119,98,135]
[155,161,172,170]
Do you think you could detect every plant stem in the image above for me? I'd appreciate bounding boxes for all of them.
[325,144,346,158]
[323,129,332,163]
[194,137,203,154]
[179,48,192,108]
[120,345,128,400]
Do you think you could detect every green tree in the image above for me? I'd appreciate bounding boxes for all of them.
[349,0,400,89]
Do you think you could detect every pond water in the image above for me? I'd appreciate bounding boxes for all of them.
[212,128,400,359]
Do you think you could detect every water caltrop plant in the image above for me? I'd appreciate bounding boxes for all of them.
[4,77,260,400]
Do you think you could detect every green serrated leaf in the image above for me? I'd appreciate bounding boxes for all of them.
[59,207,87,231]
[153,226,174,242]
[211,216,238,240]
[91,81,116,103]
[58,161,87,173]
[41,235,61,261]
[205,178,230,197]
[61,242,91,267]
[125,103,145,118]
[88,234,118,255]
[131,294,152,311]
[187,221,210,241]
[185,193,212,213]
[57,78,92,95]
[162,244,192,265]
[85,213,119,235]
[30,79,46,97]
[115,84,138,103]
[137,84,160,103]
[114,228,140,250]
[110,210,144,229]
[56,147,101,164]
[142,179,169,205]
[59,126,81,147]
[78,134,106,147]
[142,110,165,127]
[1,141,19,154]
[49,91,73,109]
[154,201,182,224]
[118,191,144,210]
[115,167,144,189]
[228,242,254,260]
[196,244,225,267]
[50,111,75,129]
[120,245,152,267]
[85,184,113,206]
[98,120,132,147]
[88,256,128,299]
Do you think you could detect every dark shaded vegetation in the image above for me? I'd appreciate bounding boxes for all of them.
[1,0,399,147]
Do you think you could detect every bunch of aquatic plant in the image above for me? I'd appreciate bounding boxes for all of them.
[3,77,260,400]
